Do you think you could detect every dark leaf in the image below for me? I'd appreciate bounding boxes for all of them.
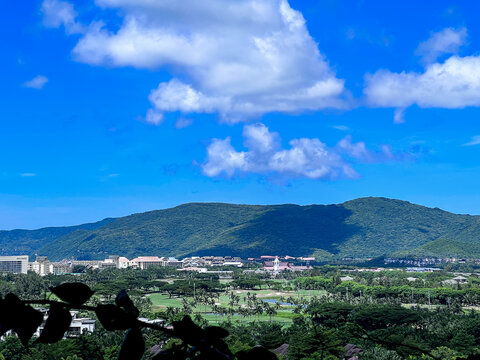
[236,346,278,360]
[205,326,229,339]
[0,293,22,336]
[115,290,139,318]
[211,338,232,357]
[13,305,44,347]
[173,315,205,346]
[117,327,145,360]
[96,304,135,331]
[35,304,72,344]
[152,344,187,360]
[50,282,94,306]
[1,293,43,347]
[204,326,232,357]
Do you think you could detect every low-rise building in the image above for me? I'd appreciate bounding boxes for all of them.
[35,310,95,338]
[223,261,243,267]
[442,276,469,285]
[263,257,312,273]
[99,258,117,269]
[52,262,72,275]
[165,257,183,267]
[130,256,164,269]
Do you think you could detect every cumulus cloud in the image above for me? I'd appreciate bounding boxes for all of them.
[44,0,347,123]
[415,27,467,64]
[41,0,84,34]
[23,75,48,89]
[202,123,394,180]
[365,55,480,110]
[364,27,480,122]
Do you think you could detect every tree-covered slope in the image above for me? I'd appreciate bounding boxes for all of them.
[338,197,479,256]
[24,197,480,261]
[0,218,115,257]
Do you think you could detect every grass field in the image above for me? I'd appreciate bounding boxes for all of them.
[147,288,327,323]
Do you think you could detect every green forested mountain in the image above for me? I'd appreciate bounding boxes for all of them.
[0,218,115,257]
[2,197,480,261]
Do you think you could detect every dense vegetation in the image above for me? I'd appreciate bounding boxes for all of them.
[5,266,480,359]
[0,218,114,257]
[3,197,480,260]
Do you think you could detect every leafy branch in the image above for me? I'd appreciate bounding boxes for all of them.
[0,282,277,360]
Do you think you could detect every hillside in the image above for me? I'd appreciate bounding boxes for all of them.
[0,218,115,257]
[2,197,480,261]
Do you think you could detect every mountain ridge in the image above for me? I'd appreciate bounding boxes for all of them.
[2,197,480,261]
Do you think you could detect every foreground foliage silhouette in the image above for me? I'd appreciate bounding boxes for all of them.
[0,282,278,360]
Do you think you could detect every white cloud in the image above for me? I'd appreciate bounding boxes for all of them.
[365,55,480,110]
[393,108,405,124]
[415,27,467,64]
[23,75,48,89]
[46,0,347,123]
[20,173,36,177]
[332,125,350,131]
[202,123,394,180]
[463,135,480,146]
[336,135,394,162]
[202,137,247,178]
[145,108,164,125]
[174,118,194,129]
[41,0,84,34]
[336,136,371,161]
[364,27,480,122]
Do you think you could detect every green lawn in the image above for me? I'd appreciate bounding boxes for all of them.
[147,288,327,324]
[148,293,184,308]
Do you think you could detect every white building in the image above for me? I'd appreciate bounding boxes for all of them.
[99,258,117,269]
[442,276,468,285]
[68,312,96,336]
[29,256,53,276]
[35,310,96,338]
[117,257,130,269]
[52,262,72,275]
[130,256,164,269]
[223,261,243,267]
[0,255,28,274]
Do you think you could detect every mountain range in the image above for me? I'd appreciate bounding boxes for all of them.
[2,197,480,261]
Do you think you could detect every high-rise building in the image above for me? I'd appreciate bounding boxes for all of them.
[29,256,53,276]
[0,255,29,274]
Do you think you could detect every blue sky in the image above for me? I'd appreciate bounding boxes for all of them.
[3,0,480,229]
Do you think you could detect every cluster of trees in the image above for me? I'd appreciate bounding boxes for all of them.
[7,264,480,359]
[292,270,480,307]
[0,283,277,360]
[6,292,480,359]
[0,272,47,299]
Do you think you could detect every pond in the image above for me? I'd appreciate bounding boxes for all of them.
[261,299,295,306]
